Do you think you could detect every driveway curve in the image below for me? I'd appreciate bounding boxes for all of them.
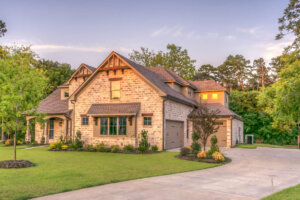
[34,148,300,200]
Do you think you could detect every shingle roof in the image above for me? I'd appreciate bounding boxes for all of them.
[84,64,96,72]
[87,103,141,115]
[116,53,197,106]
[36,88,69,115]
[148,66,197,89]
[190,80,227,92]
[188,103,242,120]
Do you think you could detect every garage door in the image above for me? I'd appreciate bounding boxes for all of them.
[166,120,184,149]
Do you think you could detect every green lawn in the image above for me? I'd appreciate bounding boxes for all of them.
[234,143,298,149]
[0,145,221,200]
[262,184,300,200]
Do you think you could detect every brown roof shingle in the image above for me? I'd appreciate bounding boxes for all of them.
[37,88,69,115]
[87,103,141,115]
[190,80,227,92]
[188,103,242,120]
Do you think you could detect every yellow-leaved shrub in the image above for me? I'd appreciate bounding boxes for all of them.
[212,152,225,162]
[61,145,68,150]
[197,151,207,159]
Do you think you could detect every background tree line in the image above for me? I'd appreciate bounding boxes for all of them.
[130,0,300,145]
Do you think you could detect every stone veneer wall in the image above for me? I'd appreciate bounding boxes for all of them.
[164,100,194,147]
[74,69,164,149]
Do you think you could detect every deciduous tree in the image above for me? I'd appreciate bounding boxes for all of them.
[189,103,220,151]
[0,46,48,161]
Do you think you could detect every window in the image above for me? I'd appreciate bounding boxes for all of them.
[64,92,69,97]
[143,117,152,126]
[81,117,89,125]
[202,94,208,100]
[212,93,218,99]
[111,81,120,99]
[100,117,108,135]
[118,117,127,135]
[188,88,192,97]
[49,119,54,139]
[109,117,117,135]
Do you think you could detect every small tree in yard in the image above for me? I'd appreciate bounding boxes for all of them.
[189,103,220,151]
[138,130,150,153]
[0,47,48,162]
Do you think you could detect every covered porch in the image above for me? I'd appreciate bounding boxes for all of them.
[26,114,72,144]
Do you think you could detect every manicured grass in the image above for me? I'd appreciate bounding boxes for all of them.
[234,143,298,149]
[0,145,221,200]
[262,184,300,200]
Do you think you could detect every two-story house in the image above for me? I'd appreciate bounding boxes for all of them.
[25,52,243,150]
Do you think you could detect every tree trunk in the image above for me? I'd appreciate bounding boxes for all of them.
[14,124,17,161]
[1,117,4,141]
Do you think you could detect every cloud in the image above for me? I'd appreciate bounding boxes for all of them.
[151,25,183,37]
[236,27,261,35]
[224,35,236,41]
[257,35,295,61]
[1,39,131,54]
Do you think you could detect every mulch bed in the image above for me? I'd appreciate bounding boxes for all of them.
[176,155,231,164]
[0,160,35,169]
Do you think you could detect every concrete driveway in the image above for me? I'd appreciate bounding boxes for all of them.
[34,148,300,200]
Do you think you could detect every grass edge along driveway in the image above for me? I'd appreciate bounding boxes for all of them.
[234,143,298,149]
[0,145,223,200]
[262,184,300,200]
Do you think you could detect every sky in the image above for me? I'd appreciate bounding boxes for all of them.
[0,0,294,69]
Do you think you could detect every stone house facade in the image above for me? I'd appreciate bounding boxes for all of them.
[25,52,243,150]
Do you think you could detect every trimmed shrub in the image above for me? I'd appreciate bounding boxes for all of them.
[68,143,77,150]
[207,135,220,157]
[75,131,83,148]
[180,147,190,156]
[49,143,56,149]
[111,145,120,153]
[17,140,23,145]
[191,133,201,155]
[61,145,68,150]
[138,130,150,153]
[123,144,135,153]
[85,145,96,152]
[197,151,207,159]
[151,145,158,152]
[5,139,10,146]
[96,143,106,152]
[212,152,224,162]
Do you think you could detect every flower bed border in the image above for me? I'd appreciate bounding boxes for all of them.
[48,148,161,154]
[0,160,35,169]
[176,155,231,164]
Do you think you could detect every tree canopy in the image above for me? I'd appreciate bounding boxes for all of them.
[0,20,7,38]
[130,44,196,80]
[0,46,48,160]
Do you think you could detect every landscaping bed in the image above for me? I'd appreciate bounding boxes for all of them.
[176,154,231,164]
[0,160,35,169]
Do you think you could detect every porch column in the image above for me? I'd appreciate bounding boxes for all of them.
[26,119,31,142]
[64,118,68,140]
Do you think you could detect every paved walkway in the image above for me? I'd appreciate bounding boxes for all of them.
[34,147,300,200]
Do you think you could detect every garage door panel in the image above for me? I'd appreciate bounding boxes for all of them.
[166,120,184,149]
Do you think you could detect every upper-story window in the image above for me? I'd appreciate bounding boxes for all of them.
[64,92,69,97]
[212,93,218,99]
[202,94,208,100]
[111,81,120,99]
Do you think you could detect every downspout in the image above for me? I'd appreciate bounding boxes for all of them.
[71,99,76,139]
[230,117,233,147]
[135,114,138,147]
[162,98,166,150]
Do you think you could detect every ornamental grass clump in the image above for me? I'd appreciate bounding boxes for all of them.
[96,143,107,152]
[197,151,207,159]
[212,152,225,162]
[111,145,120,153]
